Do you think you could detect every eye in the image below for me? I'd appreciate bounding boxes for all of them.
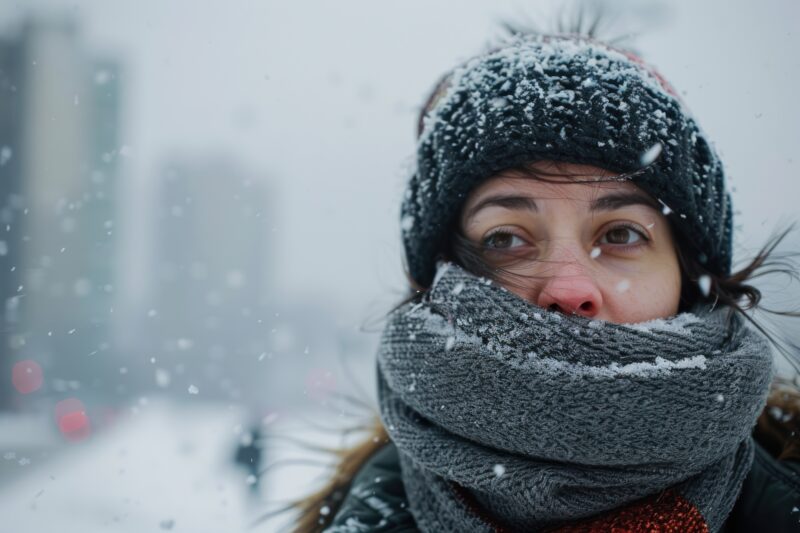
[599,226,646,246]
[482,230,527,250]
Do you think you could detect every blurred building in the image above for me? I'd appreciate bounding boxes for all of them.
[145,156,374,411]
[0,30,24,410]
[0,15,122,409]
[0,14,375,416]
[146,155,274,402]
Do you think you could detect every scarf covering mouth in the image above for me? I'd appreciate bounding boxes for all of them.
[377,262,773,532]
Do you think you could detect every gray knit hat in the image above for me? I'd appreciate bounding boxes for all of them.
[401,34,732,288]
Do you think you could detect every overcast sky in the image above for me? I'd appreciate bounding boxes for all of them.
[1,0,798,325]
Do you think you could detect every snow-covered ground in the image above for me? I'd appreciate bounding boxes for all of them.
[0,398,356,533]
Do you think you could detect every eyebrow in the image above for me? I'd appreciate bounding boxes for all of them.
[464,191,659,221]
[589,192,660,212]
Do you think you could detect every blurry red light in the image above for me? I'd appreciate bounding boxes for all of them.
[12,359,43,394]
[55,398,91,441]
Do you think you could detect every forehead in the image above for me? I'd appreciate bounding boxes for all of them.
[463,163,649,210]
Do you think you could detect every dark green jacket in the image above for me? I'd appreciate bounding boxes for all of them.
[326,441,800,532]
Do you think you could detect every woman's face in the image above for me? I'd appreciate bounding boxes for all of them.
[459,161,682,324]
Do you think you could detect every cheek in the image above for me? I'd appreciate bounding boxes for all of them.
[500,280,536,305]
[604,268,682,323]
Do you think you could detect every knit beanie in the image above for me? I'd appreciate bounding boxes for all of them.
[401,34,732,288]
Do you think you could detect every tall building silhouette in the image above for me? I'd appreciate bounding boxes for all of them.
[0,15,122,409]
[148,155,274,402]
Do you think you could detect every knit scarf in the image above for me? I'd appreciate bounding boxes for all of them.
[377,263,773,532]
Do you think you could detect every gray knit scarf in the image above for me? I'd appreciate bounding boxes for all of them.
[377,263,773,532]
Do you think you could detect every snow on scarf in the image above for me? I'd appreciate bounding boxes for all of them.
[377,262,773,532]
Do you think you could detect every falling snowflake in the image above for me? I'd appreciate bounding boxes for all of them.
[94,70,111,85]
[698,275,711,297]
[639,143,662,166]
[155,369,171,388]
[444,336,455,351]
[0,146,12,166]
[615,279,631,293]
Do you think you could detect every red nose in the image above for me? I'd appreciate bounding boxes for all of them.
[536,271,603,317]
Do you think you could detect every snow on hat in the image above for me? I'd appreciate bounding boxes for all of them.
[401,34,732,288]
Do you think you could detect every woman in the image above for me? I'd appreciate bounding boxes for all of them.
[291,29,800,532]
